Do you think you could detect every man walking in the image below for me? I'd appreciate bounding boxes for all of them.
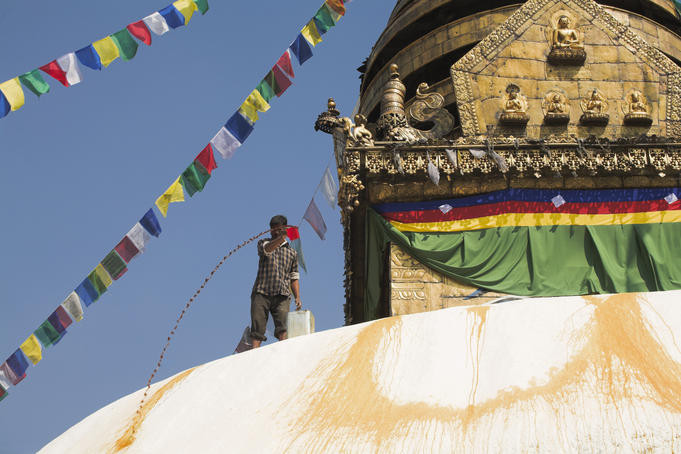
[250,215,301,348]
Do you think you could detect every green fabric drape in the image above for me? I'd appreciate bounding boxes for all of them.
[366,208,681,320]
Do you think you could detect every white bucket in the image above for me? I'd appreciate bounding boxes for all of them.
[287,310,315,338]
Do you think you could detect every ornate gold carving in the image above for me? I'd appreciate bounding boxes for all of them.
[542,91,570,125]
[406,83,455,139]
[341,114,374,147]
[622,90,653,126]
[500,84,529,126]
[580,89,610,125]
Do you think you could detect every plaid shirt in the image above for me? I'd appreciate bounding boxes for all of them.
[252,238,299,296]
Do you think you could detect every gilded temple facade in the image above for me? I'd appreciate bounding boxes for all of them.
[317,0,681,324]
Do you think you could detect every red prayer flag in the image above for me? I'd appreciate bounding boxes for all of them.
[276,50,295,79]
[127,20,152,45]
[55,306,73,330]
[39,61,69,87]
[194,144,217,174]
[272,65,292,97]
[286,227,300,241]
[326,0,345,15]
[115,236,140,263]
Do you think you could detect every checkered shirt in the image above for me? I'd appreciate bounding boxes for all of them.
[252,238,299,296]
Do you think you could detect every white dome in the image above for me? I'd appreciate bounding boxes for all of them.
[40,291,681,453]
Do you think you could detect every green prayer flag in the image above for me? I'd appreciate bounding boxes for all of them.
[256,79,275,103]
[180,162,210,197]
[0,389,7,402]
[19,70,50,97]
[34,320,61,347]
[193,0,209,14]
[87,271,108,296]
[101,250,127,280]
[111,29,139,61]
[314,4,336,33]
[263,71,281,97]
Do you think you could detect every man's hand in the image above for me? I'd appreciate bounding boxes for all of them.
[295,299,302,310]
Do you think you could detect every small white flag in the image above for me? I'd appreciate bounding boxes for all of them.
[469,149,485,159]
[320,167,338,209]
[61,292,84,322]
[665,193,678,204]
[57,53,83,86]
[427,161,440,185]
[127,223,151,253]
[439,204,453,214]
[143,12,170,36]
[551,194,566,207]
[210,127,241,160]
[303,199,327,240]
[445,148,457,167]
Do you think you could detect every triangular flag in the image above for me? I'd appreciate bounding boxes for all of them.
[193,0,210,14]
[18,70,50,97]
[20,335,42,365]
[276,50,295,78]
[326,0,346,16]
[320,166,338,208]
[225,112,254,143]
[127,20,152,45]
[39,60,69,87]
[286,227,307,273]
[61,292,84,322]
[239,89,271,123]
[127,223,152,252]
[195,144,217,174]
[56,53,83,86]
[143,12,170,36]
[75,45,102,70]
[173,0,198,24]
[303,199,327,240]
[210,127,241,159]
[0,78,24,111]
[140,208,162,237]
[290,34,313,65]
[92,37,120,68]
[0,384,7,402]
[159,5,185,29]
[155,177,185,217]
[301,20,322,47]
[313,4,336,34]
[256,79,275,103]
[272,65,292,97]
[110,29,139,61]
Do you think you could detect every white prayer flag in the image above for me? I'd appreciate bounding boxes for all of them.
[427,161,440,186]
[439,204,453,214]
[210,127,241,160]
[0,365,11,390]
[127,223,151,252]
[143,12,170,35]
[320,167,338,209]
[57,53,83,86]
[303,199,327,240]
[61,292,84,322]
[469,149,485,159]
[445,148,457,167]
[552,194,566,207]
[665,193,678,204]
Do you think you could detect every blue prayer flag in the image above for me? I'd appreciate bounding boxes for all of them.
[159,5,185,29]
[0,92,9,119]
[7,350,29,381]
[47,312,66,334]
[140,208,162,237]
[290,34,313,65]
[225,112,254,144]
[75,278,99,307]
[75,45,102,71]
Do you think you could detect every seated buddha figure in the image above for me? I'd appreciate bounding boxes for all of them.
[623,89,652,126]
[553,16,583,49]
[499,84,529,125]
[580,89,609,125]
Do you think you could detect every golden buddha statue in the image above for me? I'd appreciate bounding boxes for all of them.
[499,84,529,125]
[623,89,652,126]
[548,15,586,64]
[580,89,609,125]
[542,91,570,125]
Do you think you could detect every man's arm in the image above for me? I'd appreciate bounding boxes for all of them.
[263,234,286,254]
[290,280,301,310]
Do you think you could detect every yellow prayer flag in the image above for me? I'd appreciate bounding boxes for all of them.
[0,78,25,111]
[155,177,185,217]
[239,90,271,123]
[20,334,42,365]
[94,264,113,289]
[92,37,120,68]
[173,0,198,24]
[301,20,322,47]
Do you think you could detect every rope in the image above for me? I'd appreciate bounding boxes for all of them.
[131,228,273,432]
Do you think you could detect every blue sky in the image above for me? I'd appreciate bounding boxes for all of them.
[0,1,392,451]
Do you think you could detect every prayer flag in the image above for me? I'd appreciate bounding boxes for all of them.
[264,71,281,97]
[0,384,6,402]
[326,0,346,16]
[115,235,140,263]
[127,20,152,45]
[75,45,102,70]
[61,292,84,322]
[127,223,151,252]
[239,89,271,123]
[314,4,336,34]
[101,250,127,280]
[427,161,440,185]
[301,20,322,47]
[56,53,83,86]
[195,144,217,174]
[303,198,327,240]
[320,166,338,208]
[665,193,678,204]
[111,29,139,61]
[92,37,120,68]
[0,363,19,387]
[272,65,292,97]
[225,112,254,143]
[277,50,295,78]
[290,34,313,65]
[47,312,66,335]
[439,204,453,214]
[75,278,99,307]
[34,320,62,347]
[256,78,275,103]
[54,306,73,330]
[0,78,24,112]
[286,227,307,273]
[7,350,29,384]
[0,93,8,119]
[193,0,210,14]
[173,0,198,24]
[140,208,162,237]
[20,335,42,365]
[155,177,185,217]
[39,60,69,87]
[143,12,170,36]
[552,194,566,207]
[88,264,112,295]
[210,127,241,159]
[159,5,185,29]
[181,162,210,197]
[18,70,50,97]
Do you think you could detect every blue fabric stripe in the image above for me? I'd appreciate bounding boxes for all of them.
[7,350,29,378]
[225,112,254,144]
[75,45,102,70]
[373,188,681,213]
[290,34,313,65]
[159,5,185,29]
[140,208,162,237]
[75,278,99,307]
